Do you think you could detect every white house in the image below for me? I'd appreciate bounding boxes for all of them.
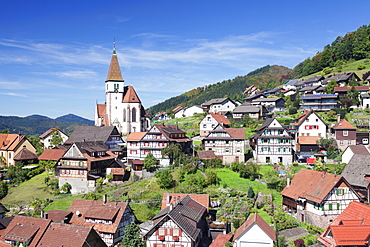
[39,127,69,149]
[281,168,361,228]
[174,105,203,118]
[232,213,276,247]
[202,98,237,113]
[250,118,293,165]
[203,125,246,164]
[361,93,370,109]
[200,113,231,137]
[144,195,210,247]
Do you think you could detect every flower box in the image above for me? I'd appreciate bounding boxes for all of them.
[173,236,179,241]
[158,236,165,241]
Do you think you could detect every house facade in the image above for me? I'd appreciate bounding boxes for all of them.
[95,48,150,135]
[126,124,192,166]
[292,110,328,157]
[251,97,285,112]
[318,201,370,247]
[200,113,231,137]
[332,119,357,151]
[56,142,116,194]
[0,134,37,166]
[232,104,268,121]
[203,125,246,164]
[250,118,293,165]
[201,98,237,113]
[144,195,211,247]
[281,169,361,228]
[299,94,339,111]
[232,213,276,247]
[39,127,69,149]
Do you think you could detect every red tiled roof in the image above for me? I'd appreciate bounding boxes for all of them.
[281,169,343,203]
[0,215,51,247]
[334,86,369,92]
[298,136,319,144]
[123,85,141,103]
[196,150,217,160]
[318,202,370,247]
[38,149,66,161]
[37,222,103,247]
[14,148,38,160]
[47,210,72,222]
[126,132,146,142]
[0,134,24,151]
[209,113,231,125]
[161,193,210,210]
[209,233,233,247]
[226,128,246,139]
[233,213,276,242]
[69,199,129,234]
[332,119,356,130]
[106,50,124,82]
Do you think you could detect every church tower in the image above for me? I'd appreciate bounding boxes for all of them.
[95,46,150,135]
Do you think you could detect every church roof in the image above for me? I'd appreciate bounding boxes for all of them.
[123,85,141,103]
[106,49,124,82]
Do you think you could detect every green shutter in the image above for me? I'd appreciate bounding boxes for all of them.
[321,205,325,211]
[337,203,340,210]
[336,189,338,195]
[329,203,333,210]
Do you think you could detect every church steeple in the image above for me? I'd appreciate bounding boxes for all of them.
[106,46,124,82]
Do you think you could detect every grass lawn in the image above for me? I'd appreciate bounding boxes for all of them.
[211,168,282,204]
[44,194,84,211]
[1,172,53,206]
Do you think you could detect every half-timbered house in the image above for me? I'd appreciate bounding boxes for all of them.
[281,168,361,228]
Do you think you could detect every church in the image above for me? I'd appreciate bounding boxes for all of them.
[95,47,150,136]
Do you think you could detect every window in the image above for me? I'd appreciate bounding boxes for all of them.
[203,124,207,128]
[348,140,352,145]
[336,188,345,196]
[343,130,348,136]
[132,108,137,122]
[340,140,344,145]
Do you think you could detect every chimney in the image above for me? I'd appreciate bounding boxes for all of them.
[337,114,341,123]
[40,210,45,218]
[103,194,107,204]
[44,213,48,219]
[177,196,181,205]
[322,170,326,178]
[166,193,171,206]
[287,177,290,187]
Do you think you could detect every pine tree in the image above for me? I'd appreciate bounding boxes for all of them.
[121,222,145,247]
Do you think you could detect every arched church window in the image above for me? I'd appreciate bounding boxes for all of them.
[123,109,126,122]
[132,108,137,122]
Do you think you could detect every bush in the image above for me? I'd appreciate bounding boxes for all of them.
[358,64,366,70]
[155,169,174,189]
[288,107,297,115]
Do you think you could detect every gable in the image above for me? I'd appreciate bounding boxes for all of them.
[63,144,85,159]
[235,222,274,244]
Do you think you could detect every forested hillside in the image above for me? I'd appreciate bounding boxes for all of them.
[0,115,92,136]
[293,24,370,77]
[147,65,292,116]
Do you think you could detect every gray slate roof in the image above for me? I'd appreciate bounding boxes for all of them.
[252,97,282,102]
[66,126,119,144]
[342,154,370,188]
[233,104,260,114]
[149,195,206,241]
[284,79,299,87]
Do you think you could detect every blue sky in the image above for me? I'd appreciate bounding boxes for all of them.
[1,0,369,120]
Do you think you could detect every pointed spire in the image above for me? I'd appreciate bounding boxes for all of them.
[106,42,124,82]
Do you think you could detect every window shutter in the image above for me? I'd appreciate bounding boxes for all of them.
[179,229,182,236]
[342,189,344,195]
[329,203,333,210]
[337,203,340,210]
[156,230,159,236]
[153,244,157,247]
[164,228,167,235]
[336,189,338,195]
[170,228,173,236]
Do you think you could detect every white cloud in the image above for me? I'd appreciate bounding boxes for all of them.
[0,92,27,97]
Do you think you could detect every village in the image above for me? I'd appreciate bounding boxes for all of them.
[1,47,370,247]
